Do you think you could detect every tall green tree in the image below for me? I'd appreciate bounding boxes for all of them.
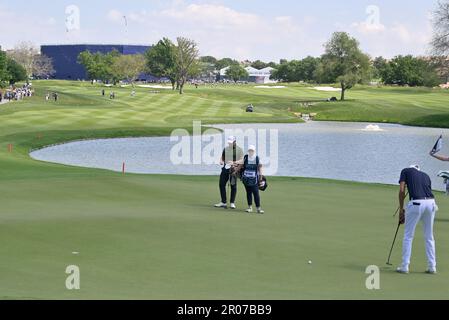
[271,60,302,82]
[381,55,440,87]
[0,51,9,87]
[215,58,237,70]
[199,56,217,65]
[225,64,249,82]
[316,32,371,100]
[145,38,178,90]
[270,62,290,82]
[6,57,27,84]
[429,55,449,84]
[78,50,120,83]
[103,51,121,84]
[198,61,217,82]
[175,37,199,94]
[298,56,320,82]
[113,54,146,86]
[271,57,319,83]
[251,60,269,70]
[373,56,389,80]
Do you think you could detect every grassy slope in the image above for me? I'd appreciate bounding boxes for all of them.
[308,85,449,128]
[2,81,449,299]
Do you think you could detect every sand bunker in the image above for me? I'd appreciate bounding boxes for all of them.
[138,85,172,89]
[313,87,342,92]
[254,85,286,89]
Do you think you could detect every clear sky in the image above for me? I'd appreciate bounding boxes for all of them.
[0,0,438,61]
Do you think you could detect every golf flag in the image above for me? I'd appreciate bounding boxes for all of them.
[431,135,443,155]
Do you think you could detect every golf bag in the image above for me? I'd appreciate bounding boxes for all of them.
[438,170,449,195]
[259,175,268,192]
[229,165,240,186]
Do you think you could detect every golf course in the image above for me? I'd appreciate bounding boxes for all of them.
[3,81,449,300]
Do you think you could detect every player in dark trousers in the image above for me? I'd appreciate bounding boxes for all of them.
[214,136,243,210]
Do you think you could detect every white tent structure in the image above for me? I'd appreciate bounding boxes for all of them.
[219,66,276,84]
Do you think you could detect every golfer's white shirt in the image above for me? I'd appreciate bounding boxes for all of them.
[402,199,438,270]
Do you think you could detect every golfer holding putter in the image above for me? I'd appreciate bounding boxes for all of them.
[214,136,243,209]
[397,165,438,274]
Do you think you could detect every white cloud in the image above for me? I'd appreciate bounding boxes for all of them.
[45,17,57,26]
[348,17,432,58]
[0,5,62,49]
[104,3,315,61]
[0,2,432,61]
[107,9,123,22]
[351,21,386,34]
[390,23,413,43]
[160,4,260,28]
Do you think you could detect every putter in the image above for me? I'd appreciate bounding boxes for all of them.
[227,180,231,209]
[386,222,401,266]
[393,191,408,217]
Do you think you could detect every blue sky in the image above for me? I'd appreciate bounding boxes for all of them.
[0,0,438,61]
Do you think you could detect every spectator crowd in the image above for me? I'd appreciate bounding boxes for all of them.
[0,83,34,103]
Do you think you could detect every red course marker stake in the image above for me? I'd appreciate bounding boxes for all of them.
[122,162,125,174]
[7,144,12,153]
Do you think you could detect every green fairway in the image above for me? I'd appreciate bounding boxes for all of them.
[2,80,449,299]
[3,81,449,134]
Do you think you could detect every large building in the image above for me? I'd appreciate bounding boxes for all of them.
[219,66,276,84]
[41,44,151,80]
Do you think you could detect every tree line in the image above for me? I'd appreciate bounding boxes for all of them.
[0,42,55,87]
[78,33,448,100]
[271,32,443,100]
[78,50,146,87]
[78,37,200,94]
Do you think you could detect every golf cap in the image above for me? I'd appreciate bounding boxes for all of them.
[248,145,256,152]
[227,136,236,144]
[410,164,421,171]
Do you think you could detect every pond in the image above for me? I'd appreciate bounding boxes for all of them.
[30,122,449,191]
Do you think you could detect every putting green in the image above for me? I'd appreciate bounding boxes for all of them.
[2,81,449,299]
[2,174,449,299]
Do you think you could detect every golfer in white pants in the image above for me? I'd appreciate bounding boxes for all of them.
[398,165,438,274]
